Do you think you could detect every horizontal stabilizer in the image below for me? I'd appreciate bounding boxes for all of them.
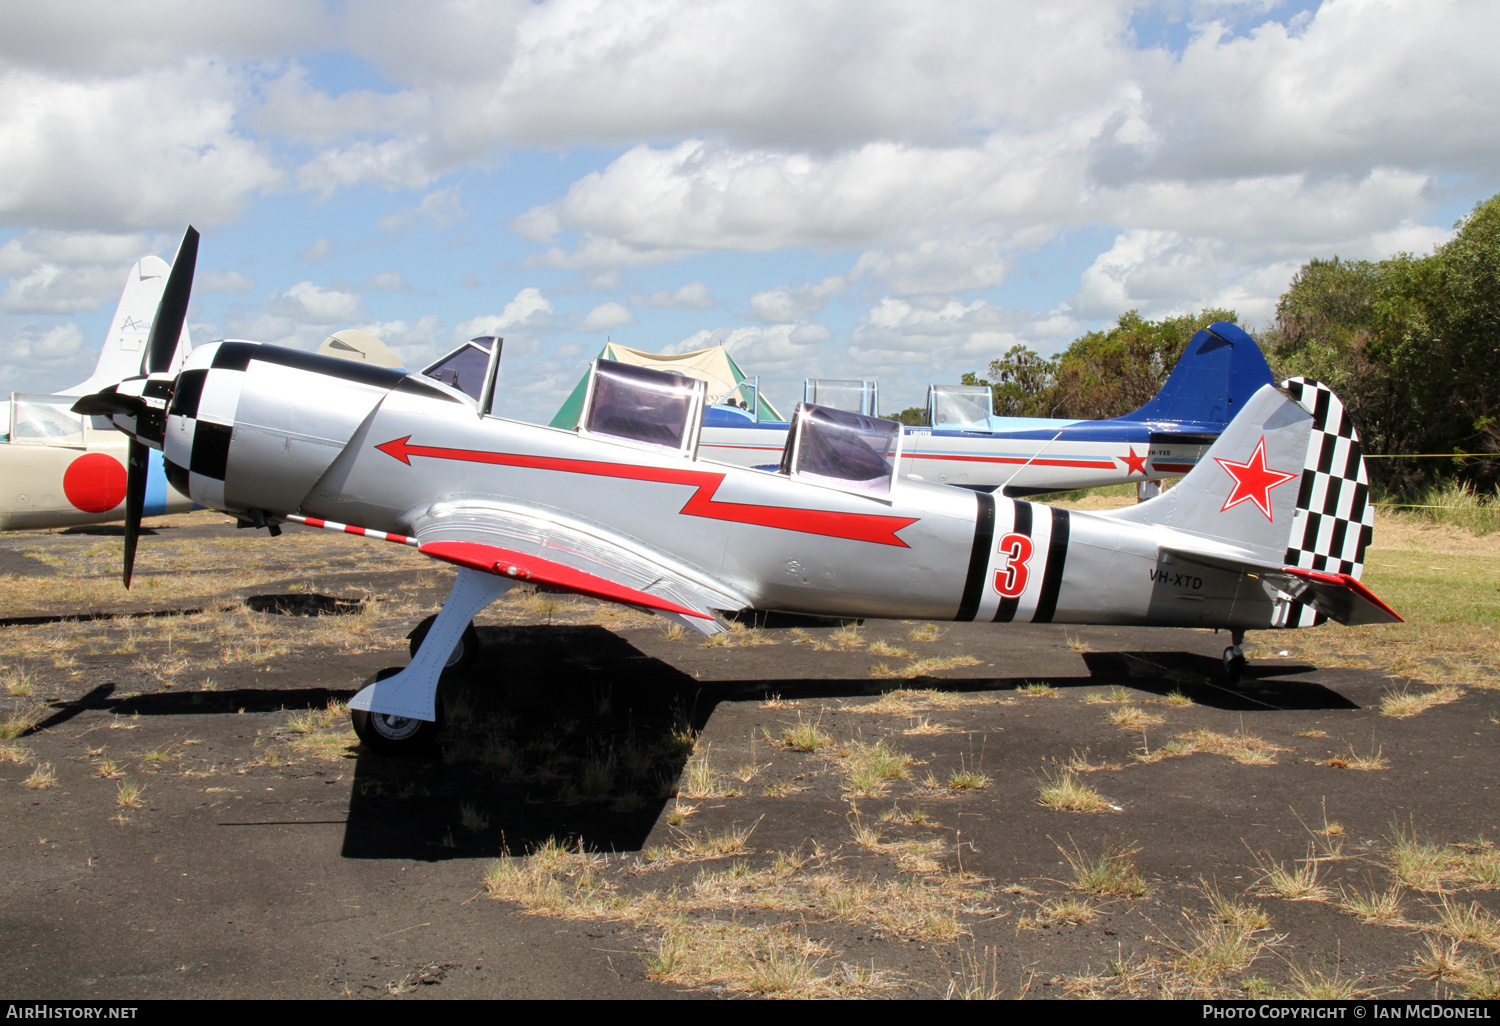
[1160,546,1401,627]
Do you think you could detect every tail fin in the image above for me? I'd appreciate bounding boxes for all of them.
[61,256,192,397]
[1108,377,1391,626]
[1125,322,1275,431]
[1110,376,1375,579]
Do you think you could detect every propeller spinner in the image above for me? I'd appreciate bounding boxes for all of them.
[73,226,198,587]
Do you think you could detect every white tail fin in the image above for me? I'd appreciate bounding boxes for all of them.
[1108,377,1375,582]
[61,255,192,396]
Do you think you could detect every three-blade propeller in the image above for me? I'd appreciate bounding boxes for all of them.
[72,226,198,588]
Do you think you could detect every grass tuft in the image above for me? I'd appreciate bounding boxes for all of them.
[1037,770,1114,813]
[1379,684,1463,718]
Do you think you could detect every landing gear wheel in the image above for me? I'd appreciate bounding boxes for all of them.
[407,615,480,676]
[1223,647,1247,684]
[350,668,443,756]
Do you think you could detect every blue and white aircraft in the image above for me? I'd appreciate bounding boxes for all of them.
[697,323,1275,496]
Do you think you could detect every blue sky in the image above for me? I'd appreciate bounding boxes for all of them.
[1,0,1495,422]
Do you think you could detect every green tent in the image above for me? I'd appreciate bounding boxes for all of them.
[549,342,784,428]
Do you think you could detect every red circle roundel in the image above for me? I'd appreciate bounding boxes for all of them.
[62,452,128,513]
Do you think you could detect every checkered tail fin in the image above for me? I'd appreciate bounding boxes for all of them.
[1280,377,1375,581]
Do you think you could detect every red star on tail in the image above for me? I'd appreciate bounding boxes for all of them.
[1213,436,1298,521]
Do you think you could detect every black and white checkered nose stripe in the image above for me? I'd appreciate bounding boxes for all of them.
[163,343,246,511]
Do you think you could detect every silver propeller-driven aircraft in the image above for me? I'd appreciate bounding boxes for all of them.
[77,229,1401,754]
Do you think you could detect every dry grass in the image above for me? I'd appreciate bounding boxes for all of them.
[1036,770,1115,813]
[1380,824,1500,892]
[1379,684,1464,719]
[907,623,944,643]
[704,621,776,648]
[1251,848,1330,902]
[1320,742,1389,770]
[1017,681,1057,697]
[776,716,832,753]
[1063,840,1152,898]
[840,739,913,798]
[869,655,981,680]
[1337,882,1407,925]
[115,779,144,808]
[1085,685,1134,705]
[867,640,916,659]
[23,762,56,788]
[1108,706,1165,730]
[1136,727,1285,766]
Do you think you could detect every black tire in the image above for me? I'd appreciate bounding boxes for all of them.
[350,668,443,755]
[407,615,480,676]
[1223,649,1247,684]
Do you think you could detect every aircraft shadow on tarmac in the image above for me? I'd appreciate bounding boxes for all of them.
[22,620,1363,862]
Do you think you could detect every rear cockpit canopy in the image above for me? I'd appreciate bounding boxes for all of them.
[803,378,879,417]
[578,359,706,456]
[780,403,902,498]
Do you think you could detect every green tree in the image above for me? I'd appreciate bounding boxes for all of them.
[1271,194,1500,490]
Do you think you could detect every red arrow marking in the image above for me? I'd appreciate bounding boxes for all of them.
[377,436,918,547]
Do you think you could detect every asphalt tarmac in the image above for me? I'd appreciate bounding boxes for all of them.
[1,517,1496,999]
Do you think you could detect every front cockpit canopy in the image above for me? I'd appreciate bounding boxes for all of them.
[781,403,902,497]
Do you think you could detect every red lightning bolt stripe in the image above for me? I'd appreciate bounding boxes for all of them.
[376,436,919,547]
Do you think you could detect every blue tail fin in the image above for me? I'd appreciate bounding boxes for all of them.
[1127,322,1274,431]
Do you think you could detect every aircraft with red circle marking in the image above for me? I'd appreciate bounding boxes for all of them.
[76,228,1402,754]
[0,255,195,532]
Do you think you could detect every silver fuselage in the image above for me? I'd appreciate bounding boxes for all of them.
[176,341,1280,633]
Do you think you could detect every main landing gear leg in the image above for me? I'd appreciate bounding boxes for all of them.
[1223,629,1247,684]
[350,568,515,754]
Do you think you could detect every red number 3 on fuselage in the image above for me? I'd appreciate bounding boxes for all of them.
[993,532,1033,598]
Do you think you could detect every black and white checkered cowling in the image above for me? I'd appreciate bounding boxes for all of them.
[161,344,247,512]
[1275,377,1375,628]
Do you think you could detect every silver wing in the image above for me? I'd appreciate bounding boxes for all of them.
[409,498,751,636]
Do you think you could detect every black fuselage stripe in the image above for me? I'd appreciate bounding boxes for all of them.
[957,492,995,621]
[1032,507,1070,623]
[992,500,1032,623]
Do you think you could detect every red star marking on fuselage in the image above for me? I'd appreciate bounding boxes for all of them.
[1213,436,1298,521]
[1117,447,1148,476]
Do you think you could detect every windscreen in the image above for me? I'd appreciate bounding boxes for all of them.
[10,395,87,447]
[788,404,900,496]
[421,339,493,401]
[805,378,877,416]
[585,360,700,451]
[929,384,993,431]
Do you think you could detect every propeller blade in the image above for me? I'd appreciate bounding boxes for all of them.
[122,439,148,588]
[71,389,139,418]
[143,226,198,375]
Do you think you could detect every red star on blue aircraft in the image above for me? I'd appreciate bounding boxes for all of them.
[1118,447,1148,476]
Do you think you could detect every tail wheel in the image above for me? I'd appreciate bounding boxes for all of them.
[1223,646,1247,684]
[350,668,443,755]
[407,615,480,676]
